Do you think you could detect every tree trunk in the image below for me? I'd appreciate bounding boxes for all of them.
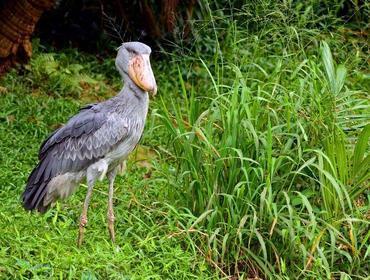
[0,0,55,75]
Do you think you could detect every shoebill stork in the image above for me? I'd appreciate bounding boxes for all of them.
[22,42,157,246]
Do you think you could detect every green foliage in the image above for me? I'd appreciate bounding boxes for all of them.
[0,0,369,279]
[157,3,369,278]
[22,42,121,99]
[25,52,89,96]
[315,41,370,219]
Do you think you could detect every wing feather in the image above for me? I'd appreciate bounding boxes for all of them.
[24,103,131,211]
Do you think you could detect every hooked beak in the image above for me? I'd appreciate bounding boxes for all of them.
[128,54,157,95]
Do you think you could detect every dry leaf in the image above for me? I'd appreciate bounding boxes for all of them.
[0,86,7,93]
[129,145,157,170]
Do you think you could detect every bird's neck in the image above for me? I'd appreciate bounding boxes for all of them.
[112,77,149,117]
[119,75,148,100]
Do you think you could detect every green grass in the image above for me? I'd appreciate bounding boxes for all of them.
[158,38,369,278]
[1,1,369,279]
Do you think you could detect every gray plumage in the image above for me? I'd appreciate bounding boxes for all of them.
[22,42,156,216]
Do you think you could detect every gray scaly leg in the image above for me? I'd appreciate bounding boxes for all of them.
[77,181,95,247]
[77,162,106,247]
[107,168,118,242]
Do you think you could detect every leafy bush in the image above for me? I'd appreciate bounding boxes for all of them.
[22,43,120,99]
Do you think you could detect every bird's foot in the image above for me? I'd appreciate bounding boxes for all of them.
[77,215,88,247]
[107,212,115,243]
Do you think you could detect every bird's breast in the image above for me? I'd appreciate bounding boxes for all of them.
[105,117,145,165]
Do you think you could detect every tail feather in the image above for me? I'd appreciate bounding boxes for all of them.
[22,159,53,213]
[22,155,84,213]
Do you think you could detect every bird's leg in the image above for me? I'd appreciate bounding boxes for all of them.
[107,167,118,242]
[77,180,95,247]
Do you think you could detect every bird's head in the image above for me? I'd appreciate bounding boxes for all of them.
[116,42,157,95]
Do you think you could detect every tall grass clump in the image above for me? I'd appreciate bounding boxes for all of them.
[157,1,369,278]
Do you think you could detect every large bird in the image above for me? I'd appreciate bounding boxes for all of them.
[22,42,157,246]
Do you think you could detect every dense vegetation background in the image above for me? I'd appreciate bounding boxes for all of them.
[0,0,369,279]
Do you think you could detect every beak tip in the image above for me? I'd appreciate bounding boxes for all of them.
[151,86,158,96]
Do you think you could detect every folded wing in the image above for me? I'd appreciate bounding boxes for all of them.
[23,104,129,212]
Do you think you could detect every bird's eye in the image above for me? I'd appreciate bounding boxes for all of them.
[125,47,137,55]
